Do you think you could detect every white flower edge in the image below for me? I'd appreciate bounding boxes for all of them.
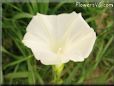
[22,11,96,65]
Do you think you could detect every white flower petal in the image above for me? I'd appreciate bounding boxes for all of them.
[31,48,61,65]
[55,12,78,39]
[22,32,49,49]
[67,31,96,62]
[63,13,96,61]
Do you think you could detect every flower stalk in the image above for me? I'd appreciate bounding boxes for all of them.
[52,64,64,84]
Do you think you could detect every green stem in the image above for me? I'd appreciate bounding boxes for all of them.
[52,64,64,84]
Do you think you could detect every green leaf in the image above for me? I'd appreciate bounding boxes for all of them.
[27,59,36,84]
[0,68,3,84]
[3,55,32,70]
[51,1,65,14]
[38,1,49,14]
[64,63,82,84]
[13,13,33,20]
[30,0,38,14]
[5,72,29,79]
[2,46,18,59]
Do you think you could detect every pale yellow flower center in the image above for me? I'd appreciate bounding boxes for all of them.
[51,40,65,55]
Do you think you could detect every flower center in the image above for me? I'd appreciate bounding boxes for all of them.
[57,48,63,54]
[51,40,65,55]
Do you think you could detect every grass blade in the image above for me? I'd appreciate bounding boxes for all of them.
[13,12,33,20]
[3,55,32,70]
[5,72,29,79]
[27,59,36,84]
[38,1,49,14]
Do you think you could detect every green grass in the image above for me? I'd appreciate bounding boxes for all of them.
[2,1,114,85]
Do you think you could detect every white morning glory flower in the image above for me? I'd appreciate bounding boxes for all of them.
[22,11,96,65]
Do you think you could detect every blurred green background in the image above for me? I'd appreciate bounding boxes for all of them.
[2,1,114,85]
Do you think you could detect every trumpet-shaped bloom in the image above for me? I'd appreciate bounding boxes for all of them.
[22,11,96,65]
